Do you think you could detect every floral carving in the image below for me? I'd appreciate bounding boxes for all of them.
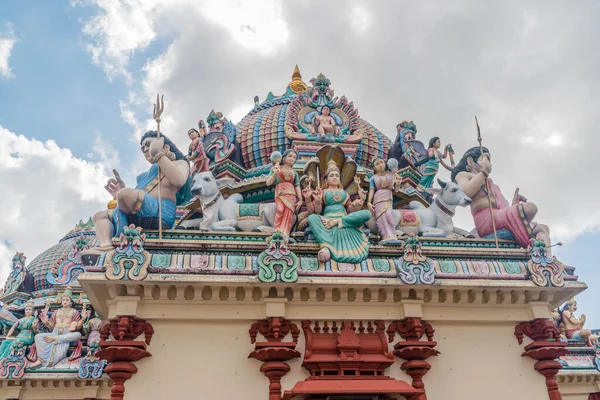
[105,224,151,281]
[78,342,106,379]
[397,235,435,284]
[0,341,28,379]
[527,239,565,287]
[258,232,299,283]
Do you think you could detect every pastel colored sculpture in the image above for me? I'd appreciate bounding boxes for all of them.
[527,239,564,287]
[558,298,599,346]
[189,171,277,232]
[367,157,402,245]
[30,287,86,368]
[187,128,210,174]
[366,178,471,238]
[85,312,104,348]
[202,110,243,165]
[452,147,552,253]
[88,131,190,253]
[2,252,30,297]
[305,157,371,263]
[389,121,428,170]
[0,300,38,360]
[418,137,455,189]
[265,149,303,241]
[284,74,364,144]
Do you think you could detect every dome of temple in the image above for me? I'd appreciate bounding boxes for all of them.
[26,219,97,292]
[235,67,391,170]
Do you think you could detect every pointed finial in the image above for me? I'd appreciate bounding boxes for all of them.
[288,64,307,93]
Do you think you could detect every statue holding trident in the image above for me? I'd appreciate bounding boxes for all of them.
[451,118,554,256]
[84,95,190,255]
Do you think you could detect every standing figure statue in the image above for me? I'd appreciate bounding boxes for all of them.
[0,300,38,359]
[85,311,103,348]
[452,147,552,254]
[87,131,190,254]
[30,288,87,368]
[187,128,210,174]
[418,137,455,189]
[559,298,599,346]
[367,157,402,245]
[306,160,371,263]
[265,150,303,241]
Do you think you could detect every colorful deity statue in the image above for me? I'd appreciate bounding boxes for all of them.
[418,137,455,189]
[367,157,402,244]
[311,105,341,140]
[389,121,428,170]
[304,153,371,263]
[265,150,303,241]
[558,298,599,346]
[187,128,210,174]
[30,287,87,368]
[202,110,243,165]
[0,300,38,360]
[87,131,191,254]
[2,252,28,296]
[84,311,103,348]
[452,146,552,254]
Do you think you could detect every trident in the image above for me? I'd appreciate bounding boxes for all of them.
[153,94,164,240]
[475,116,499,248]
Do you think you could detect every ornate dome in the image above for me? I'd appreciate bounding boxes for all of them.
[26,219,98,292]
[235,67,391,170]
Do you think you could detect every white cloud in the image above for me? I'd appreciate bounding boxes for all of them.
[75,0,600,247]
[0,125,111,284]
[0,22,17,79]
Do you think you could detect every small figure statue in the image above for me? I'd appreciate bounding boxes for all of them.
[452,147,552,254]
[418,137,455,189]
[389,121,427,170]
[367,157,402,244]
[312,106,340,140]
[559,298,599,346]
[1,252,30,296]
[186,128,210,174]
[84,311,103,348]
[0,300,38,360]
[306,160,371,263]
[265,150,303,241]
[87,131,190,253]
[30,288,87,368]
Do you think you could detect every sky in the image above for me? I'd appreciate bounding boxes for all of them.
[0,0,598,325]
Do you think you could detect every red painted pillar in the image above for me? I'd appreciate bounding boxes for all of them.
[514,319,568,400]
[97,316,154,400]
[388,318,440,400]
[248,317,301,400]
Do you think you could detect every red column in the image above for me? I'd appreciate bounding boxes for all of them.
[97,316,154,400]
[248,317,301,400]
[387,318,440,400]
[514,319,568,400]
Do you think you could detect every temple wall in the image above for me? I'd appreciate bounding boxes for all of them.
[126,319,551,400]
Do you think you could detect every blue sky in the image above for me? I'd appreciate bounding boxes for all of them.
[0,0,598,328]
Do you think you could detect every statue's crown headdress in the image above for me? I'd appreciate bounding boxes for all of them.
[325,160,340,177]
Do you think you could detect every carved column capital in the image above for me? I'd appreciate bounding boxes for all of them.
[97,316,154,400]
[248,317,301,400]
[388,318,439,400]
[514,319,568,400]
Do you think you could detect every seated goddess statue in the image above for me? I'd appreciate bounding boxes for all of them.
[30,288,87,368]
[0,300,38,359]
[305,160,371,263]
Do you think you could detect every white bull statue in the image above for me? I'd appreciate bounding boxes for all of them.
[179,171,279,232]
[366,179,472,238]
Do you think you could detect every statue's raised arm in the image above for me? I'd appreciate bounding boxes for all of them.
[86,131,190,254]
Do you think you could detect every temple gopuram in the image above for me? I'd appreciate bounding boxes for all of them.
[0,66,598,400]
